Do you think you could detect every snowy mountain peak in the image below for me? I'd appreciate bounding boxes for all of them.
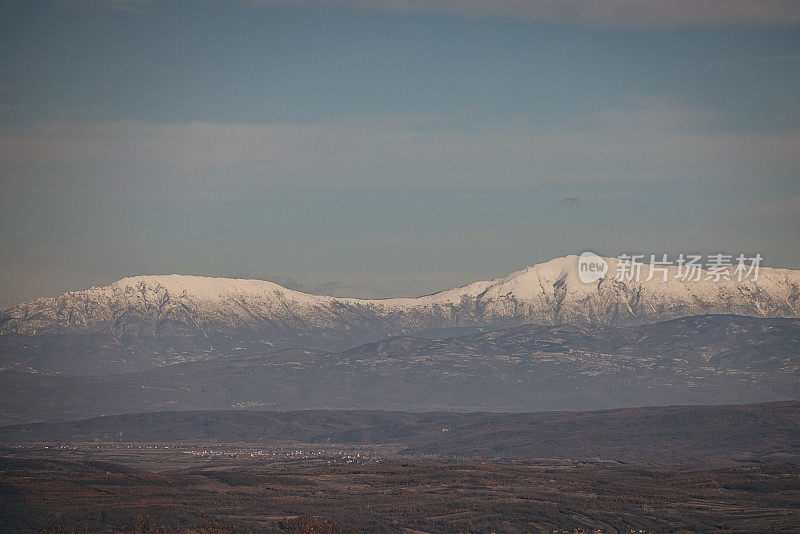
[2,255,799,366]
[103,274,327,304]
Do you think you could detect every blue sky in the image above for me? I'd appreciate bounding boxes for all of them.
[1,0,799,306]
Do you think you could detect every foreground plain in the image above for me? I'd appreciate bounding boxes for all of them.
[1,455,799,533]
[2,402,800,532]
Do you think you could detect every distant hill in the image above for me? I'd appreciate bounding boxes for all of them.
[1,402,798,463]
[0,314,797,424]
[2,255,799,375]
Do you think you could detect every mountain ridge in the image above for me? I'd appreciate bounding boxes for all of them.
[2,255,799,374]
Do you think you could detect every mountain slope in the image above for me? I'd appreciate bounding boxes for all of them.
[2,255,799,374]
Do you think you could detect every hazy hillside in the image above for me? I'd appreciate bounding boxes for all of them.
[0,315,797,424]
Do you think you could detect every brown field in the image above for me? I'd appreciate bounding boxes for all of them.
[2,445,800,533]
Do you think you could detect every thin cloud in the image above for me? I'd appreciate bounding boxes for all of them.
[748,194,800,220]
[298,0,800,28]
[53,0,150,12]
[1,99,799,193]
[746,54,800,63]
[60,0,800,28]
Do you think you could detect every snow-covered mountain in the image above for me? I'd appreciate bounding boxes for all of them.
[1,255,799,374]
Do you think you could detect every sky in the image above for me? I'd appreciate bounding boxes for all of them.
[1,0,799,307]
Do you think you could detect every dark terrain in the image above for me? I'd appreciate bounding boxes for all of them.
[1,315,798,424]
[1,315,798,532]
[1,402,799,463]
[1,402,799,531]
[2,402,800,532]
[3,455,800,533]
